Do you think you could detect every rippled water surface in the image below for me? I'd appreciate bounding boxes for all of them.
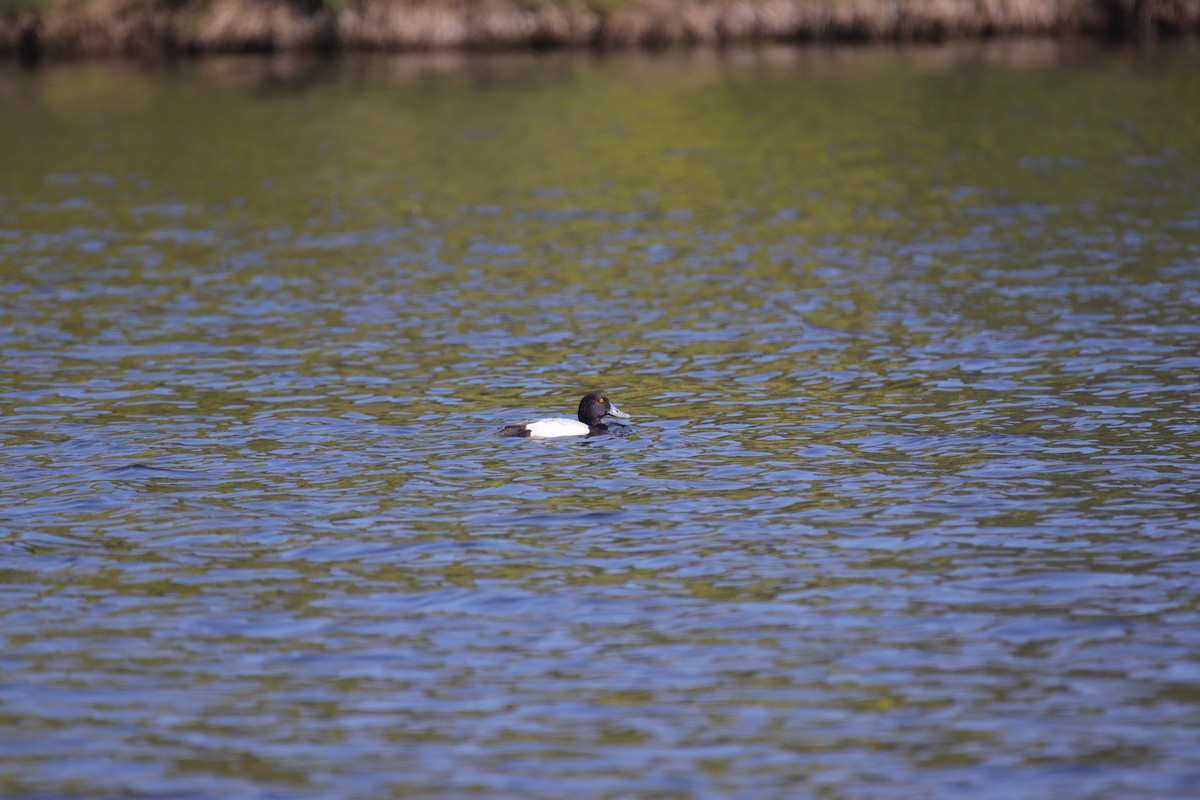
[3,41,1200,798]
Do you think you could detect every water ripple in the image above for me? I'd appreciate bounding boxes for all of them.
[3,45,1200,799]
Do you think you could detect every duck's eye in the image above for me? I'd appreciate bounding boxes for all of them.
[598,397,607,403]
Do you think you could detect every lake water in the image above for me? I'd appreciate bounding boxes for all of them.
[2,40,1200,798]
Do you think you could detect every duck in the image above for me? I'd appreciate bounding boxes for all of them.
[499,392,631,438]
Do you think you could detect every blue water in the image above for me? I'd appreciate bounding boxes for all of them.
[2,43,1200,798]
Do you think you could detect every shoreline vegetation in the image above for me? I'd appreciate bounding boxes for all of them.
[1,0,1198,59]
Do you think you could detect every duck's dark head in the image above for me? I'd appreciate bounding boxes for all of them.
[577,392,631,427]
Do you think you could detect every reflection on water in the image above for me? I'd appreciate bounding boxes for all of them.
[2,41,1200,798]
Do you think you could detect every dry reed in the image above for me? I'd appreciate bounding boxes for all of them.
[3,0,1199,57]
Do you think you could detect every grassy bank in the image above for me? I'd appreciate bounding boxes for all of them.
[2,0,1198,58]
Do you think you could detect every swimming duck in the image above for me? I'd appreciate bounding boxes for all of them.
[499,392,631,438]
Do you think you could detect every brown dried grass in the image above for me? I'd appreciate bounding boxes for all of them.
[25,0,181,56]
[3,0,1200,57]
[198,0,334,50]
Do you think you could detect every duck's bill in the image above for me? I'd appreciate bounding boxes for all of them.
[606,404,631,419]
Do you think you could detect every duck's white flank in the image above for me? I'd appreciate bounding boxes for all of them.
[524,417,591,438]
